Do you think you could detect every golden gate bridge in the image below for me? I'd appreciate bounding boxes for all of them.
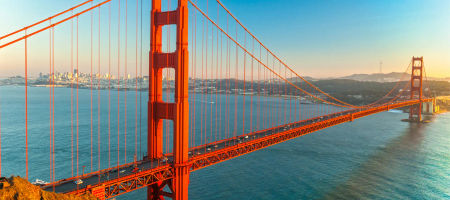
[0,0,434,199]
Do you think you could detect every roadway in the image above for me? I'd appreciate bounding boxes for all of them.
[42,105,360,194]
[43,100,428,195]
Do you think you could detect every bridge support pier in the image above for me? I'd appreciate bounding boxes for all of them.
[148,181,172,200]
[422,101,434,115]
[149,0,190,199]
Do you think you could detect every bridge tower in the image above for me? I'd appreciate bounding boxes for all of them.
[409,56,424,122]
[148,0,190,199]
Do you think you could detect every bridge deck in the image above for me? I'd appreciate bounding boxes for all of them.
[42,99,430,198]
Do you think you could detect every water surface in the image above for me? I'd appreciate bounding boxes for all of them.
[0,86,448,199]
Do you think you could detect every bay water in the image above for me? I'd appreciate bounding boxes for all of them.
[0,86,448,199]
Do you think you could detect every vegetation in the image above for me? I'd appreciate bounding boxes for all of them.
[210,79,450,105]
[312,79,450,105]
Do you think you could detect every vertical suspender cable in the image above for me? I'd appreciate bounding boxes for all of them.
[98,6,101,171]
[270,59,274,126]
[70,10,74,178]
[50,27,53,182]
[242,32,246,136]
[206,0,209,146]
[76,16,80,177]
[287,70,290,123]
[135,0,138,161]
[52,26,56,182]
[279,61,283,125]
[274,63,277,126]
[124,0,128,164]
[219,19,223,141]
[210,11,214,143]
[24,29,29,180]
[49,21,53,182]
[262,55,266,129]
[205,5,209,146]
[276,59,279,125]
[257,45,261,131]
[205,0,209,147]
[250,38,253,133]
[268,61,271,128]
[270,57,273,127]
[195,9,198,146]
[269,58,272,126]
[233,22,237,139]
[226,15,229,142]
[229,35,231,138]
[267,53,270,128]
[191,10,197,148]
[194,9,198,147]
[108,2,112,169]
[117,0,121,172]
[226,29,230,142]
[200,17,204,146]
[299,79,301,121]
[90,0,94,172]
[139,0,143,159]
[189,10,194,148]
[210,13,214,143]
[267,53,271,127]
[206,8,211,144]
[265,52,268,126]
[286,67,290,123]
[215,9,219,142]
[291,71,295,122]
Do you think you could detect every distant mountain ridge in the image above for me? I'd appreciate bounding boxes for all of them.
[286,76,317,82]
[337,72,450,82]
[288,72,449,83]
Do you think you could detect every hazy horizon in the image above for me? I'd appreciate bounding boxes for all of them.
[1,70,449,80]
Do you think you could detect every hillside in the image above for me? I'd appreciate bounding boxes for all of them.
[340,72,407,82]
[310,79,450,105]
[0,176,98,200]
[339,72,450,83]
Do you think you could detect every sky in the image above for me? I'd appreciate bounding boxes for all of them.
[0,0,449,78]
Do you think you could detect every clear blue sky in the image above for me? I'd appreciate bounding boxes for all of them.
[1,0,449,78]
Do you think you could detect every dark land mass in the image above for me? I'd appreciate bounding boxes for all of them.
[0,176,98,200]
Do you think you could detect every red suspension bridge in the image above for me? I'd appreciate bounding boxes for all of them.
[0,0,434,199]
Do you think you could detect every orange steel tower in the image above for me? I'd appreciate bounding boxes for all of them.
[409,57,424,122]
[148,0,190,199]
